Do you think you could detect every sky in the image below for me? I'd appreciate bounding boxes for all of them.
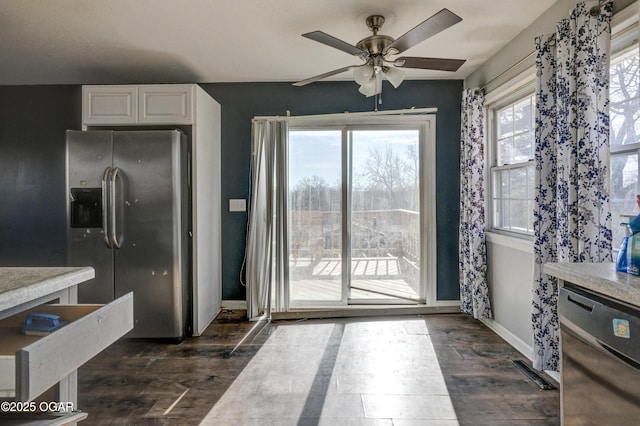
[288,129,419,187]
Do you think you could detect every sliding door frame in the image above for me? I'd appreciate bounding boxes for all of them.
[286,115,437,309]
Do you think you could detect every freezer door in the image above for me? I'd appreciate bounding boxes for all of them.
[112,130,189,339]
[66,130,115,304]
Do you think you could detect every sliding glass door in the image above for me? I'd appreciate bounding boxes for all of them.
[349,130,421,303]
[288,130,344,304]
[287,119,433,307]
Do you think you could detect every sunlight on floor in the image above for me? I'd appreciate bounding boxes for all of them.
[199,318,458,425]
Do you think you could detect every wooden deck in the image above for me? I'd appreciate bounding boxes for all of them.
[290,257,419,302]
[310,257,401,277]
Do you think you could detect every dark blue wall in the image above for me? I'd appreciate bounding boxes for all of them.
[201,80,462,301]
[0,85,81,266]
[0,80,462,301]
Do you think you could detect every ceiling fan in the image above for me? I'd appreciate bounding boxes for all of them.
[293,8,466,97]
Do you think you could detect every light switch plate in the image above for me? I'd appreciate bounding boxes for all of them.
[229,199,247,212]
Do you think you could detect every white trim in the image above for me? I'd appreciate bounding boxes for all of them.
[481,318,533,360]
[611,1,639,32]
[546,370,560,384]
[423,118,438,305]
[271,304,460,320]
[485,89,537,237]
[433,300,461,307]
[221,300,247,310]
[480,318,560,385]
[483,68,536,107]
[486,231,534,253]
[254,107,438,122]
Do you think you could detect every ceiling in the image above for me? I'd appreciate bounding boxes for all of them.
[0,0,557,86]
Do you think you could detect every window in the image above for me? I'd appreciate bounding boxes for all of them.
[489,92,536,235]
[610,41,640,247]
[485,5,639,243]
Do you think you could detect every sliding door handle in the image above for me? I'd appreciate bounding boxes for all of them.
[111,167,122,249]
[102,167,112,248]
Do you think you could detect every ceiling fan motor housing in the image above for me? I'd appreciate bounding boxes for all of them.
[356,35,395,56]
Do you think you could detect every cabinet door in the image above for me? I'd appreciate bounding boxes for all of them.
[83,86,138,125]
[138,85,193,124]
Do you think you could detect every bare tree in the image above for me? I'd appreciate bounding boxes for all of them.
[610,53,639,201]
[357,144,419,210]
[290,175,330,211]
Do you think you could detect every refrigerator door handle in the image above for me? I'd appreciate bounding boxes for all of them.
[102,167,112,248]
[110,167,122,249]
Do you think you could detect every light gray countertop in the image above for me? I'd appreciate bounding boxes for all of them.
[544,262,640,307]
[0,267,95,313]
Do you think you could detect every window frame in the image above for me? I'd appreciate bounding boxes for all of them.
[486,82,537,238]
[609,9,640,248]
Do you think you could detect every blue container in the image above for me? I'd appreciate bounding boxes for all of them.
[628,213,640,235]
[617,236,629,273]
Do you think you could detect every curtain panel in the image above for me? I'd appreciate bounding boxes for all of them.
[532,1,613,371]
[459,89,491,319]
[246,119,289,320]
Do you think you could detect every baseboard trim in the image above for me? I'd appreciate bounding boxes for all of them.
[480,318,533,360]
[479,318,560,385]
[221,300,247,310]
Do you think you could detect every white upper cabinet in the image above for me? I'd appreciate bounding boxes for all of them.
[138,85,193,124]
[83,86,137,125]
[83,84,193,126]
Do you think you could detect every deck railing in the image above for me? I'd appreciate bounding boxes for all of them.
[289,209,420,262]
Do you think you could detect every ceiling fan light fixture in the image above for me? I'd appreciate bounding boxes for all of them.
[353,64,374,85]
[358,79,377,97]
[384,66,405,88]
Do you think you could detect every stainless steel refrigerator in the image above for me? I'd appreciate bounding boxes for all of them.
[66,130,190,340]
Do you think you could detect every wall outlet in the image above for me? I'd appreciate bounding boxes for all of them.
[229,199,247,212]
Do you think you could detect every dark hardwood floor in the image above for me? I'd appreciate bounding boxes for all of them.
[78,311,560,425]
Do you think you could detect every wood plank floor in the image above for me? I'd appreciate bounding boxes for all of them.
[78,311,560,425]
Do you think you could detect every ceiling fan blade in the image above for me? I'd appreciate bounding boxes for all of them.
[394,56,466,72]
[302,31,367,56]
[385,8,462,54]
[292,66,357,86]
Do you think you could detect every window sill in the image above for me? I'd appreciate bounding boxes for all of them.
[486,231,534,254]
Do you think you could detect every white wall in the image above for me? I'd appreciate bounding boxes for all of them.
[466,0,636,362]
[484,234,534,359]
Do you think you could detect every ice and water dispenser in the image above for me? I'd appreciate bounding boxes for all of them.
[69,188,102,228]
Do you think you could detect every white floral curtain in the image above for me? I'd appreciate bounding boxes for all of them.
[533,1,613,371]
[246,119,288,320]
[459,89,491,319]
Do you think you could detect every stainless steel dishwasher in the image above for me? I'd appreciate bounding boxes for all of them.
[559,285,640,425]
